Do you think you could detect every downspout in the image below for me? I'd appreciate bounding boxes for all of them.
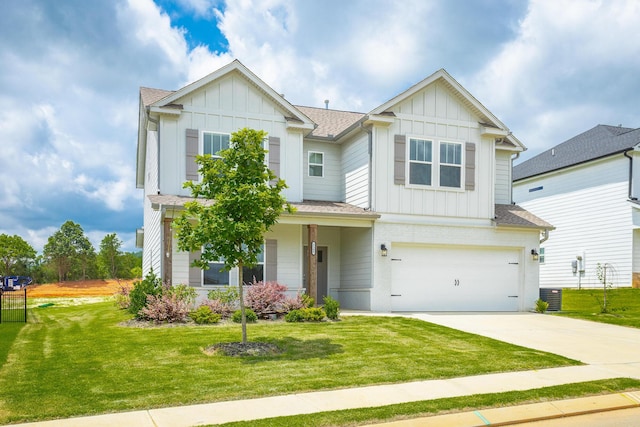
[623,148,636,200]
[360,122,373,210]
[539,229,549,244]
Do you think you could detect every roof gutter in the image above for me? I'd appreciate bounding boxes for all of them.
[623,148,636,201]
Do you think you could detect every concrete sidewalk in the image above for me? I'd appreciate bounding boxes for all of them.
[5,313,640,427]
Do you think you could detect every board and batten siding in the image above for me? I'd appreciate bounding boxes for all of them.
[494,150,512,204]
[514,157,632,287]
[142,129,161,276]
[338,227,373,310]
[265,224,304,291]
[372,81,495,219]
[342,134,369,208]
[303,141,342,201]
[157,72,303,202]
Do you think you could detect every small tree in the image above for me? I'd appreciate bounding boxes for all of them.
[174,128,293,344]
[99,233,123,278]
[43,221,94,282]
[0,234,37,276]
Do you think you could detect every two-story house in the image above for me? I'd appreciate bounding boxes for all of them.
[136,60,551,312]
[513,124,640,289]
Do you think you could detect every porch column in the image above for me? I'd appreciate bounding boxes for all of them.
[163,218,172,286]
[307,224,318,304]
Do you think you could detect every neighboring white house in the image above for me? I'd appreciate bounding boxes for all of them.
[513,124,640,289]
[136,60,551,312]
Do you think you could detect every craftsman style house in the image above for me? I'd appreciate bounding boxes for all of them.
[513,124,640,288]
[136,60,551,312]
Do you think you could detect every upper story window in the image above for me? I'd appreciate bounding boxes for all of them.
[407,138,463,189]
[308,151,324,177]
[439,142,462,188]
[203,132,230,158]
[409,138,433,185]
[539,247,545,264]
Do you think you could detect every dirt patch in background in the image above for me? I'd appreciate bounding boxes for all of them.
[27,279,135,298]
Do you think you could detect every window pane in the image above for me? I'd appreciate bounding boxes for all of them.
[204,263,229,285]
[410,163,431,185]
[309,164,323,177]
[440,143,461,165]
[242,265,264,285]
[440,165,461,188]
[203,133,229,156]
[410,139,432,162]
[309,152,323,164]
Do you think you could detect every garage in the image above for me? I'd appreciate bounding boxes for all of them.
[390,244,522,311]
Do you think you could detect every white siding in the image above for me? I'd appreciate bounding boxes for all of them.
[514,157,632,288]
[265,224,304,289]
[495,150,512,204]
[142,130,161,276]
[303,141,342,201]
[339,228,372,310]
[371,81,494,220]
[342,134,369,208]
[157,72,300,200]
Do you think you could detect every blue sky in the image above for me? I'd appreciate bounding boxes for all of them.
[1,0,640,254]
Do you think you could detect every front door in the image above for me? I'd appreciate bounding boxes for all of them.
[303,246,328,303]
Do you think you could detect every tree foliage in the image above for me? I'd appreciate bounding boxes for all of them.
[174,128,293,343]
[0,234,37,276]
[99,233,123,278]
[43,221,95,282]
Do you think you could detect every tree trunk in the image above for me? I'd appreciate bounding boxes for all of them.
[238,260,247,344]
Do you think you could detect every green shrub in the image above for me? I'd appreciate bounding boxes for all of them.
[208,286,240,305]
[128,271,163,316]
[301,293,315,308]
[301,307,326,322]
[190,306,221,324]
[535,298,549,313]
[323,295,340,320]
[232,308,257,323]
[285,309,304,322]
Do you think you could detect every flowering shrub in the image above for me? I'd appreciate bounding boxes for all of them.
[200,298,236,319]
[139,293,191,323]
[281,294,306,313]
[245,281,288,317]
[113,283,131,309]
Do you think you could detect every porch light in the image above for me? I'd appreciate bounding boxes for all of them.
[531,249,539,261]
[380,244,388,257]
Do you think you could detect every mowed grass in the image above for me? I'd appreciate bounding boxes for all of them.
[557,288,640,328]
[0,301,579,424]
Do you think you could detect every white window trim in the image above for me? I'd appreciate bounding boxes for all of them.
[201,131,231,159]
[308,151,324,177]
[405,137,465,191]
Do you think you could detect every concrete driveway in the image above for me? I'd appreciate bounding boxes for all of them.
[411,312,640,377]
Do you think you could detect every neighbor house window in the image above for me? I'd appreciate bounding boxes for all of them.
[308,151,324,177]
[439,142,462,188]
[409,138,433,185]
[539,247,545,264]
[203,132,230,157]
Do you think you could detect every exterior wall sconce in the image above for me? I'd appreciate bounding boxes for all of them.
[531,249,539,261]
[380,244,388,257]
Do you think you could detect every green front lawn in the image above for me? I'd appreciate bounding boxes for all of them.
[557,288,640,328]
[0,301,579,424]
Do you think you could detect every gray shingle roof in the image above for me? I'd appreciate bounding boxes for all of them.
[494,204,554,230]
[140,87,175,107]
[295,106,365,139]
[513,124,640,181]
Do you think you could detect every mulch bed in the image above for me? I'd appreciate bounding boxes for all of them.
[204,342,282,357]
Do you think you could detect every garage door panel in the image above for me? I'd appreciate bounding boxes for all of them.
[391,245,520,311]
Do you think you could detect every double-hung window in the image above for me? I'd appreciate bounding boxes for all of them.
[409,138,433,185]
[242,245,264,284]
[203,132,230,157]
[204,244,265,286]
[308,151,324,177]
[439,142,462,188]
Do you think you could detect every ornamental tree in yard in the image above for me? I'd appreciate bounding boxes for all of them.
[174,128,293,344]
[0,234,36,276]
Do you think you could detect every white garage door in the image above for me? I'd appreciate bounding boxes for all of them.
[390,244,521,311]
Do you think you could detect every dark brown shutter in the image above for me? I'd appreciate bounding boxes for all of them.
[265,239,277,282]
[394,134,406,185]
[188,249,201,287]
[465,142,476,191]
[185,128,199,181]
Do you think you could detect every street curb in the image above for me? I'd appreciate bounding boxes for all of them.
[362,391,640,426]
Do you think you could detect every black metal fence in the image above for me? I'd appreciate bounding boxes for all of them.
[0,288,27,323]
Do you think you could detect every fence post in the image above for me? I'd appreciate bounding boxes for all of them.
[23,287,27,322]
